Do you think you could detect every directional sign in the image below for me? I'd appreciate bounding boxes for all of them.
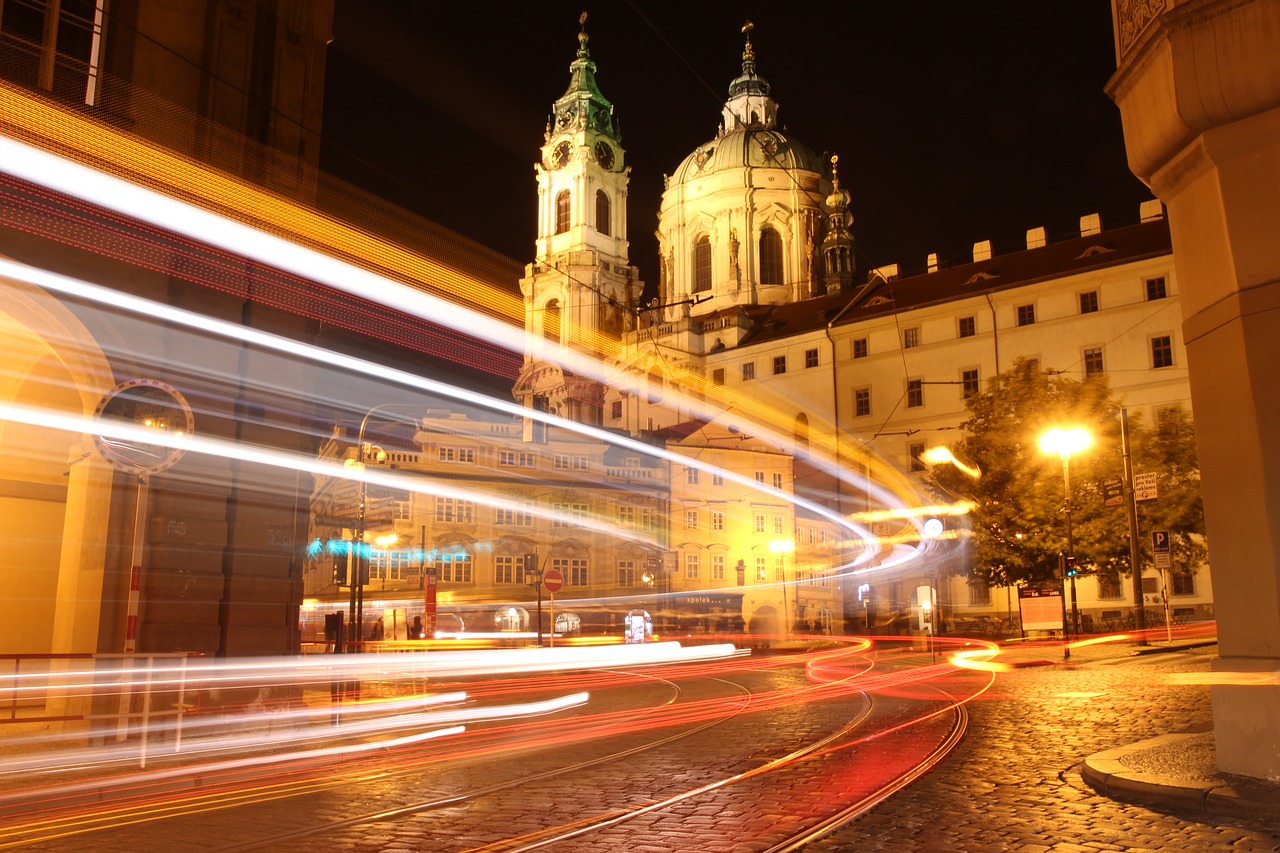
[543,569,564,594]
[1103,478,1125,507]
[1134,472,1159,502]
[1152,529,1171,570]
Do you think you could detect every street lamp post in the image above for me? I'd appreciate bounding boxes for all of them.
[346,404,416,652]
[1039,427,1092,656]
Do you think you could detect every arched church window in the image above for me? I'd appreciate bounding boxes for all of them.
[544,299,561,342]
[693,236,712,293]
[555,190,571,234]
[595,190,611,236]
[759,227,783,285]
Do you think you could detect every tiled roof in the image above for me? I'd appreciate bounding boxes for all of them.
[729,218,1172,346]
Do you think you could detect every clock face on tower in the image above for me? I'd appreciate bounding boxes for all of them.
[594,140,615,171]
[551,141,572,170]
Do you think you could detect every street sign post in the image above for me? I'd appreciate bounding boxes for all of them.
[1151,530,1171,569]
[542,569,563,647]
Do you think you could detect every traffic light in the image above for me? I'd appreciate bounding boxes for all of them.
[1065,556,1079,576]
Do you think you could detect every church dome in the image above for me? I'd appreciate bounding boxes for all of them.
[666,24,824,188]
[668,127,824,187]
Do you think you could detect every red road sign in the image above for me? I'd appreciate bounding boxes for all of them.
[543,569,564,593]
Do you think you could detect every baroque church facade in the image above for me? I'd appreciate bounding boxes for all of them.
[302,22,1213,641]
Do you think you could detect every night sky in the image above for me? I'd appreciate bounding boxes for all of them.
[320,2,1154,289]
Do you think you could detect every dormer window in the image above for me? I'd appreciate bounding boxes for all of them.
[555,190,571,234]
[595,190,611,236]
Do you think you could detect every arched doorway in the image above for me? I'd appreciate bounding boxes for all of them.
[0,275,115,656]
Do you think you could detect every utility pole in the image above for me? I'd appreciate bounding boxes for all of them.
[1120,408,1148,644]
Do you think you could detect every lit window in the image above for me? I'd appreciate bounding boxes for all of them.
[693,236,712,293]
[432,552,473,584]
[685,554,700,579]
[1080,291,1099,313]
[435,498,475,523]
[1017,304,1035,326]
[1146,276,1167,301]
[958,316,976,338]
[495,555,520,584]
[759,227,783,285]
[1151,335,1173,368]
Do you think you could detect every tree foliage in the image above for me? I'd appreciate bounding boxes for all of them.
[924,359,1206,588]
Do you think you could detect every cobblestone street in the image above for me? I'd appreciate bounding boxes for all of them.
[808,644,1280,852]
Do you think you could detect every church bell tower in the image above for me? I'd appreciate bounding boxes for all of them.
[515,14,641,429]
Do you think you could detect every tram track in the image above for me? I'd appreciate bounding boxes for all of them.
[2,640,984,851]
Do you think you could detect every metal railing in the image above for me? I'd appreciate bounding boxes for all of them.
[0,652,199,767]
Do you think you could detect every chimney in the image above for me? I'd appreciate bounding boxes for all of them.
[1140,199,1165,222]
[927,252,938,273]
[972,240,992,262]
[1080,213,1102,236]
[1026,226,1046,250]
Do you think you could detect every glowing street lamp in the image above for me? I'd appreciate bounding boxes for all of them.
[1039,427,1092,653]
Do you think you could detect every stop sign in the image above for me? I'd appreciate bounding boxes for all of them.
[543,569,564,593]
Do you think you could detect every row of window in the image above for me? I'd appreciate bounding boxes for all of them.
[851,336,1177,419]
[435,448,637,472]
[691,228,785,293]
[727,325,1174,390]
[367,551,831,587]
[432,497,819,537]
[847,276,1168,356]
[553,189,611,236]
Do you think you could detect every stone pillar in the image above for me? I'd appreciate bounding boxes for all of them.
[1108,0,1280,781]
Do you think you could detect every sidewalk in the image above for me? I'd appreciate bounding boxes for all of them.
[994,633,1280,822]
[1074,640,1280,822]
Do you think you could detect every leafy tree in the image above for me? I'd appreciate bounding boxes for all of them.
[925,359,1205,588]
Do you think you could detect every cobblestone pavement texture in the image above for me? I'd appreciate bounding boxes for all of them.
[805,642,1280,852]
[11,640,1280,852]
